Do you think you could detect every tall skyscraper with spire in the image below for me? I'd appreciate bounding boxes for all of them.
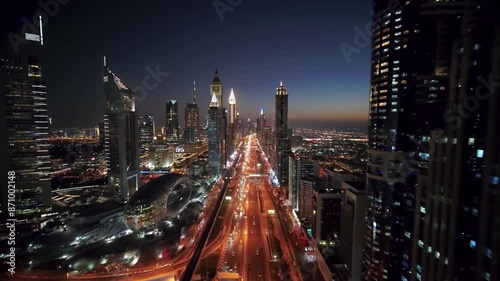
[227,89,237,157]
[207,93,222,174]
[0,19,52,215]
[275,81,292,194]
[229,88,236,124]
[165,100,179,141]
[102,56,140,202]
[210,68,223,108]
[184,79,199,143]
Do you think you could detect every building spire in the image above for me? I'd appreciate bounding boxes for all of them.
[280,80,283,87]
[193,78,197,103]
[215,67,219,75]
[260,105,264,115]
[210,92,219,107]
[229,88,236,105]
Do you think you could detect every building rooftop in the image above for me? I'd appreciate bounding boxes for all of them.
[343,180,365,191]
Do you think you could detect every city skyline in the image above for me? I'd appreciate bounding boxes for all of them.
[1,1,498,281]
[1,0,371,130]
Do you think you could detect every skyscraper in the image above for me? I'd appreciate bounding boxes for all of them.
[165,100,179,141]
[227,90,236,157]
[411,2,500,281]
[363,0,433,279]
[210,68,223,108]
[184,79,199,143]
[103,57,140,202]
[275,81,292,193]
[207,93,221,174]
[364,1,500,281]
[139,114,155,163]
[229,88,236,124]
[0,18,52,215]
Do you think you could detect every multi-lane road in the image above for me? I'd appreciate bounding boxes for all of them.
[213,134,304,281]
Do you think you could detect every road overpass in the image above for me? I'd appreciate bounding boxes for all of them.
[180,152,241,281]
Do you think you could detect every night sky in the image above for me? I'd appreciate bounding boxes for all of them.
[3,0,371,130]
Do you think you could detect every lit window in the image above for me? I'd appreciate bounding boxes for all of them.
[395,17,401,22]
[468,138,475,145]
[395,25,402,29]
[470,240,476,249]
[418,240,423,247]
[477,149,484,158]
[391,109,397,112]
[420,206,426,213]
[435,252,440,258]
[474,44,480,50]
[395,32,401,36]
[492,177,499,185]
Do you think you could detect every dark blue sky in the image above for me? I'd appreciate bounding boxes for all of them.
[5,0,372,130]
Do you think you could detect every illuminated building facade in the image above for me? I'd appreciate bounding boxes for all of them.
[0,18,52,215]
[103,57,140,202]
[166,100,179,141]
[184,79,199,143]
[275,81,292,193]
[207,93,221,174]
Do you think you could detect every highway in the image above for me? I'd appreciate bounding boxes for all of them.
[179,147,242,281]
[215,134,302,281]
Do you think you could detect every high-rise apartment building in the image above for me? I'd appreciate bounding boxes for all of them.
[365,1,500,281]
[411,2,500,281]
[103,57,140,202]
[275,81,292,193]
[184,79,199,143]
[165,100,179,141]
[227,90,236,157]
[0,18,52,215]
[207,93,221,174]
[340,181,367,281]
[229,88,236,124]
[139,114,155,164]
